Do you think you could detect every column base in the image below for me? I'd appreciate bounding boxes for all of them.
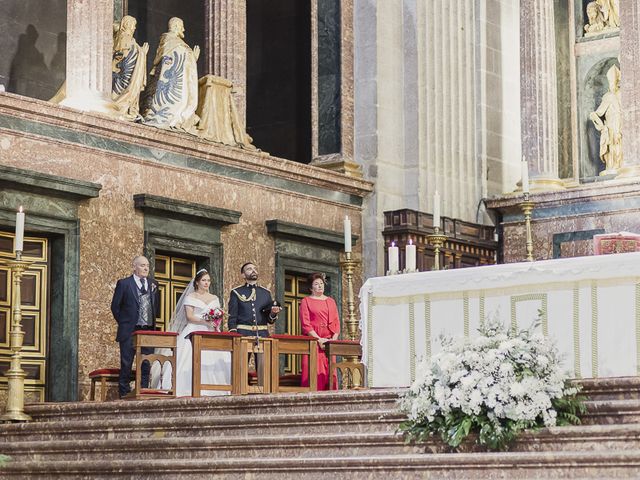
[530,176,566,191]
[616,164,640,178]
[311,155,363,178]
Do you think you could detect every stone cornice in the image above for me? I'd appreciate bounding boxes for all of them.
[266,219,358,249]
[0,93,373,206]
[133,194,241,226]
[0,164,101,199]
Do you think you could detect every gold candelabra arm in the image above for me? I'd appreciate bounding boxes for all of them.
[0,258,34,422]
[426,227,447,271]
[519,194,535,262]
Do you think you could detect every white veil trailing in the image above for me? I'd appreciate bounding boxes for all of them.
[150,275,197,389]
[167,282,195,334]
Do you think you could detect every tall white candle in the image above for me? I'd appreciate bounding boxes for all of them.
[433,191,441,229]
[405,238,416,272]
[344,216,352,253]
[388,241,399,273]
[15,206,25,253]
[521,158,530,194]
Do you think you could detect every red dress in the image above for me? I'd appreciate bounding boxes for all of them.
[300,296,340,390]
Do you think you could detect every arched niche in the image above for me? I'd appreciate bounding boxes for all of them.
[580,56,619,179]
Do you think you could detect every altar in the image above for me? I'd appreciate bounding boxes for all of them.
[359,252,640,387]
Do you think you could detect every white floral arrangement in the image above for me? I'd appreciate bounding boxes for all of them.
[399,316,585,450]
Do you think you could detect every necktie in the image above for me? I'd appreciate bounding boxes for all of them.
[140,279,147,294]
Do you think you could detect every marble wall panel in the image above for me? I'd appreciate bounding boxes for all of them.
[0,121,363,399]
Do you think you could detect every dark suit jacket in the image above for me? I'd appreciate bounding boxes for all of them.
[111,275,160,342]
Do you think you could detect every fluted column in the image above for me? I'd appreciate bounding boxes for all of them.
[61,0,115,114]
[520,0,563,190]
[618,0,640,177]
[206,0,246,125]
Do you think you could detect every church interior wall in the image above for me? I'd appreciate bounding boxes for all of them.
[0,0,67,100]
[0,91,369,400]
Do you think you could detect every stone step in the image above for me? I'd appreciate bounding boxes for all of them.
[581,399,640,424]
[2,450,640,479]
[0,409,404,442]
[24,389,402,423]
[3,424,640,463]
[578,376,640,401]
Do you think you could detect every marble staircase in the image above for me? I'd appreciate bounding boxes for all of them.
[0,377,639,479]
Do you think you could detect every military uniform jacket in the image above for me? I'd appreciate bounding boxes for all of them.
[228,283,277,337]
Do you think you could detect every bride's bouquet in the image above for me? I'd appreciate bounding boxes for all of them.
[203,307,224,332]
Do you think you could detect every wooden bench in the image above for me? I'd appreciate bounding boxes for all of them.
[238,337,275,394]
[325,340,365,389]
[88,368,134,401]
[187,331,242,396]
[271,334,317,393]
[130,330,178,400]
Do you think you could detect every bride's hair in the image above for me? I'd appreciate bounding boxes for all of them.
[193,268,209,291]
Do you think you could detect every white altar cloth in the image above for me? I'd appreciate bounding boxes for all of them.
[359,252,640,387]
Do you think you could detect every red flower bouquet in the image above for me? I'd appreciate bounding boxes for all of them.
[203,307,224,332]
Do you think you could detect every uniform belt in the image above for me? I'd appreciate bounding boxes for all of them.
[237,324,269,331]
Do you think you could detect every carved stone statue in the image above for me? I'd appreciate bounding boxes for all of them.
[141,17,200,133]
[585,0,619,36]
[112,16,149,120]
[195,75,257,150]
[590,64,622,175]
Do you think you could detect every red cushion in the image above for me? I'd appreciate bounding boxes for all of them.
[133,330,179,336]
[271,334,316,341]
[138,388,172,395]
[89,368,120,377]
[325,340,360,344]
[187,331,242,338]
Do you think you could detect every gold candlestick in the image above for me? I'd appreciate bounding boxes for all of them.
[340,251,359,342]
[426,227,447,271]
[1,253,34,422]
[520,193,535,262]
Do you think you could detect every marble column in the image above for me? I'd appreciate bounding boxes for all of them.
[520,0,563,190]
[618,0,640,177]
[61,0,116,114]
[206,0,246,125]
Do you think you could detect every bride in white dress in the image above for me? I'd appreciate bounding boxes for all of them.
[156,268,231,396]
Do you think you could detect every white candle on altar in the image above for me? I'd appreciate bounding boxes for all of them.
[433,191,441,229]
[15,206,25,253]
[344,216,352,253]
[521,157,530,194]
[388,241,399,273]
[406,238,416,272]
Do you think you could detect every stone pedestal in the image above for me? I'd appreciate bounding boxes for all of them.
[520,0,563,190]
[206,0,246,125]
[618,0,640,177]
[60,0,116,114]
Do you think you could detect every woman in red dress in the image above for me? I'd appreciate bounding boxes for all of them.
[300,273,340,390]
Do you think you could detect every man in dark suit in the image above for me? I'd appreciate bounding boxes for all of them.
[110,255,160,398]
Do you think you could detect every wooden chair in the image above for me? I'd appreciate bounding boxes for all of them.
[187,331,242,396]
[89,368,134,402]
[325,340,366,390]
[130,330,178,400]
[270,334,317,393]
[238,337,275,394]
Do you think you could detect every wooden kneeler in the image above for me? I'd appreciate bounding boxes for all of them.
[325,340,366,390]
[187,331,243,396]
[271,334,317,393]
[131,330,178,400]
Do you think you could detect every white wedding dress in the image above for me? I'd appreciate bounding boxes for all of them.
[160,295,231,396]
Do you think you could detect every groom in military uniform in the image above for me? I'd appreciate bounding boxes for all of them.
[228,262,281,336]
[228,262,281,385]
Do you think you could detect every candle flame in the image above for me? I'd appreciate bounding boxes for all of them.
[18,206,23,213]
[409,238,413,246]
[391,241,396,247]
